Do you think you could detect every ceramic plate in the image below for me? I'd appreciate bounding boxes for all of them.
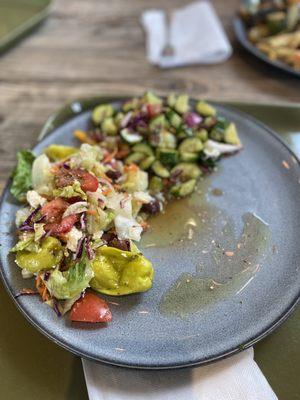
[0,97,299,369]
[233,17,300,78]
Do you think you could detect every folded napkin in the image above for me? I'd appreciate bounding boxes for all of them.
[141,1,232,68]
[82,348,278,400]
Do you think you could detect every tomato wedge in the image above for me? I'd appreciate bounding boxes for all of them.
[146,103,162,118]
[73,169,99,192]
[41,198,69,223]
[55,166,99,193]
[44,214,78,235]
[70,292,112,323]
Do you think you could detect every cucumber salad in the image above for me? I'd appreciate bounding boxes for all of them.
[10,93,242,324]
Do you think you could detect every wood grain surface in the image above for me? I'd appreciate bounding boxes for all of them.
[0,0,299,191]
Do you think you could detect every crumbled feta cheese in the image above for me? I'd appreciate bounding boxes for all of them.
[21,269,34,279]
[26,190,46,208]
[114,215,143,242]
[66,227,83,252]
[204,140,242,158]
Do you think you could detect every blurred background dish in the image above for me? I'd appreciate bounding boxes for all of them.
[234,0,300,77]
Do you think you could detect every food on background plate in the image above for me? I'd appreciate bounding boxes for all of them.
[9,92,242,324]
[240,0,300,70]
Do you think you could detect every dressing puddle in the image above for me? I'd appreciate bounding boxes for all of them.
[140,180,271,317]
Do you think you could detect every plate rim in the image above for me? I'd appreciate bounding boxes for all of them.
[233,16,300,79]
[0,97,299,369]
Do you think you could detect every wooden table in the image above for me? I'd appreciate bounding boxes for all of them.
[0,2,299,399]
[0,0,299,191]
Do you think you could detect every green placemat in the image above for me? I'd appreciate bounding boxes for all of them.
[0,102,299,400]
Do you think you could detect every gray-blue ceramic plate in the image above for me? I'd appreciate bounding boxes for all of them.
[0,97,299,369]
[233,17,300,78]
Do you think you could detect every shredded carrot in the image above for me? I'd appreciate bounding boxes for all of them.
[35,276,50,302]
[74,129,95,145]
[124,163,139,173]
[113,184,121,190]
[103,148,118,164]
[102,187,113,196]
[140,221,149,230]
[86,209,97,216]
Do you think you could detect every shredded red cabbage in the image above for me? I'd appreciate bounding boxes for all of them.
[19,205,42,229]
[75,236,86,259]
[184,112,202,128]
[85,237,95,260]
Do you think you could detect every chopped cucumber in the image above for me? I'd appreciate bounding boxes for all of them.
[195,101,216,117]
[92,104,114,124]
[167,110,182,129]
[143,91,162,105]
[158,130,177,149]
[125,152,145,165]
[171,163,202,180]
[180,152,199,162]
[224,123,240,145]
[170,179,197,198]
[149,176,163,194]
[139,155,155,170]
[174,94,189,114]
[122,98,139,112]
[157,149,179,166]
[149,114,167,131]
[120,128,143,144]
[132,143,154,156]
[266,12,286,35]
[167,93,176,108]
[114,112,125,127]
[286,4,299,32]
[101,117,117,135]
[204,116,217,129]
[179,137,203,154]
[209,128,223,142]
[176,126,194,140]
[151,161,170,178]
[196,129,208,142]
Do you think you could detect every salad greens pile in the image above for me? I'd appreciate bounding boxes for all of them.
[10,92,242,323]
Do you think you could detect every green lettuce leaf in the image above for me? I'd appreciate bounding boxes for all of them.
[53,181,87,200]
[10,235,35,253]
[44,253,94,299]
[10,150,35,201]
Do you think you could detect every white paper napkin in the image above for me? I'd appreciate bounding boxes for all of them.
[82,348,278,400]
[141,1,232,68]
